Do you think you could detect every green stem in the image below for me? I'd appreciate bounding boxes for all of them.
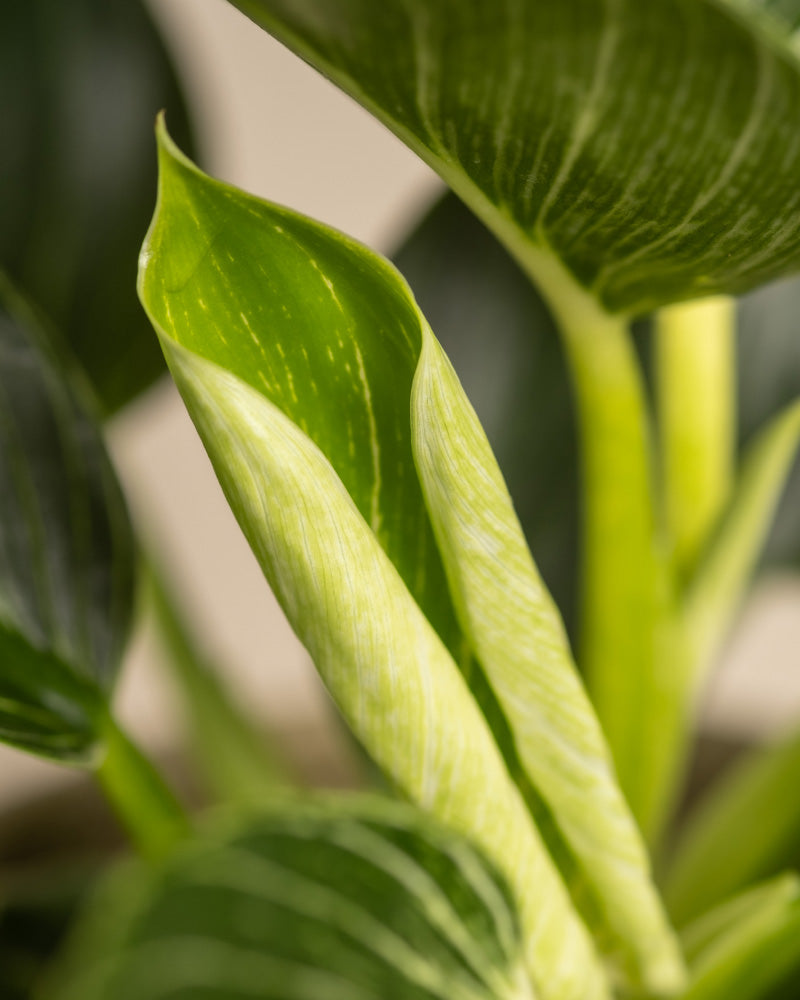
[556,303,665,836]
[95,713,189,862]
[656,297,736,581]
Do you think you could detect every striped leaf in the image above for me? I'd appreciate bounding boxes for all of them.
[228,0,800,315]
[0,278,135,761]
[48,798,534,1000]
[138,123,688,996]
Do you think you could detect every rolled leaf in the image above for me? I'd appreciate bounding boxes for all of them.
[391,193,579,637]
[139,122,607,1000]
[411,327,682,990]
[46,798,535,1000]
[0,278,135,761]
[228,0,800,314]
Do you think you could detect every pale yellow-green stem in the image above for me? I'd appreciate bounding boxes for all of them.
[557,308,665,832]
[656,297,736,581]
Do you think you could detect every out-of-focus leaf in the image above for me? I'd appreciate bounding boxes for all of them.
[392,193,579,635]
[679,874,799,965]
[683,398,800,675]
[679,873,800,1000]
[146,563,293,805]
[665,729,800,926]
[0,0,195,413]
[0,277,135,761]
[46,798,534,1000]
[738,276,800,569]
[0,866,95,1000]
[229,0,800,313]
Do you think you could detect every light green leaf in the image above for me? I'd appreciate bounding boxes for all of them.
[679,873,800,1000]
[391,192,579,638]
[139,123,608,1000]
[0,277,135,762]
[680,874,800,966]
[411,325,682,990]
[46,798,535,1000]
[683,397,800,677]
[665,729,800,926]
[229,0,800,314]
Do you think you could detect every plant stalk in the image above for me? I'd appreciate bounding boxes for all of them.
[656,296,736,581]
[95,713,189,863]
[555,303,665,836]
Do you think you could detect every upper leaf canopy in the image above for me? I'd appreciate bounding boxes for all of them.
[230,0,800,316]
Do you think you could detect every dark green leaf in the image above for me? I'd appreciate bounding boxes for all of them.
[0,0,195,413]
[229,0,800,314]
[47,798,534,1000]
[0,278,135,761]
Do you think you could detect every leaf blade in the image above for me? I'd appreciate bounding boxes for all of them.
[410,324,684,992]
[229,0,800,312]
[0,279,135,761]
[139,129,607,1000]
[47,798,536,1000]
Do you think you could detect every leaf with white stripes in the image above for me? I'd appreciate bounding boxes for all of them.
[0,277,135,762]
[228,0,800,315]
[138,123,685,996]
[48,798,534,1000]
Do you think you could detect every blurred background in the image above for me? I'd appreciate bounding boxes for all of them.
[1,0,799,822]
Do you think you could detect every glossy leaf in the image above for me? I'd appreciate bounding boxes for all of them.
[47,798,534,1000]
[229,0,800,315]
[0,280,135,760]
[666,730,800,926]
[137,125,689,997]
[0,0,195,412]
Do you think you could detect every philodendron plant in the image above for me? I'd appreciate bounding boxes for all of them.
[5,0,800,999]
